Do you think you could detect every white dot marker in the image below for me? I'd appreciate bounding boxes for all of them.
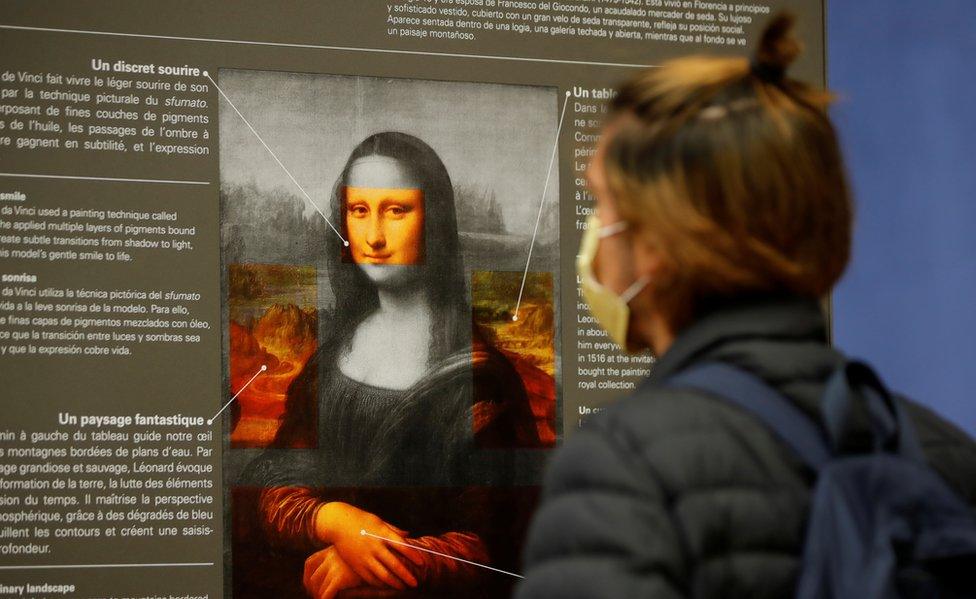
[565,90,571,96]
[203,70,209,77]
[206,419,213,425]
[343,240,350,247]
[261,364,268,371]
[512,315,518,321]
[360,529,366,536]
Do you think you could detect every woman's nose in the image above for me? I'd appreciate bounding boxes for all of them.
[366,216,386,248]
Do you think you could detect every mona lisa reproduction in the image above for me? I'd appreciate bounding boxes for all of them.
[219,70,560,599]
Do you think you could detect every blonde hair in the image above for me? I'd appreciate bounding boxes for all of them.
[604,13,852,329]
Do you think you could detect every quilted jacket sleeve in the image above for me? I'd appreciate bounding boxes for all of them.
[514,422,689,598]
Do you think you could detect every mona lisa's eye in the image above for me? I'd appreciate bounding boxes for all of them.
[385,205,411,219]
[348,204,369,218]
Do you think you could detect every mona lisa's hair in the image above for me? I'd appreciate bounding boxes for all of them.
[604,12,852,329]
[325,131,468,364]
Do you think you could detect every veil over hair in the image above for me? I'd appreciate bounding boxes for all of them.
[326,131,469,364]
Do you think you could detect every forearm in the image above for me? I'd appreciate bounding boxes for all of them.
[259,486,324,551]
[406,531,488,590]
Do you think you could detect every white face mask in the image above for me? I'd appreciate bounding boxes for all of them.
[576,213,650,352]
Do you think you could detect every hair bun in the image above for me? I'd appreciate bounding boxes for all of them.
[753,12,801,81]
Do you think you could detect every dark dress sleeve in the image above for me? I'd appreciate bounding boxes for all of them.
[252,460,323,552]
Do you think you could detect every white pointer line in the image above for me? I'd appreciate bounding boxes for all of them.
[513,91,571,322]
[208,364,267,425]
[0,172,209,185]
[205,72,349,246]
[0,24,658,69]
[361,530,524,580]
[0,562,213,570]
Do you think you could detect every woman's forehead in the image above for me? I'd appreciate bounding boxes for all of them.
[346,186,423,203]
[348,155,420,189]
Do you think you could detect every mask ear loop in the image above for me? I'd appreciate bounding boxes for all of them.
[594,217,647,302]
[620,275,651,304]
[598,220,628,238]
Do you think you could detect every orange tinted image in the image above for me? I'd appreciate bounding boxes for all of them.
[344,186,425,265]
[472,271,557,447]
[227,263,317,447]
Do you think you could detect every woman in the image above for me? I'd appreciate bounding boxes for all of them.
[516,14,976,599]
[246,132,539,599]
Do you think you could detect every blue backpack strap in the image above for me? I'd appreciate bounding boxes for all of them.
[822,360,926,463]
[665,362,831,470]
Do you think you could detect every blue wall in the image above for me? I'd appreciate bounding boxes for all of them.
[828,1,976,434]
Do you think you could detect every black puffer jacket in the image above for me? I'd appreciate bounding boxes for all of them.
[516,295,976,598]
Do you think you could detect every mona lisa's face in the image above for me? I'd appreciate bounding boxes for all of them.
[344,156,425,285]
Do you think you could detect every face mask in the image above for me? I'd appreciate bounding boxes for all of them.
[576,213,650,352]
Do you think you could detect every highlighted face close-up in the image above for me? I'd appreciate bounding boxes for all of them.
[343,156,426,284]
[345,186,425,264]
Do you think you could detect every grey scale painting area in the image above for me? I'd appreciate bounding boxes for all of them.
[217,68,563,599]
[218,69,561,299]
